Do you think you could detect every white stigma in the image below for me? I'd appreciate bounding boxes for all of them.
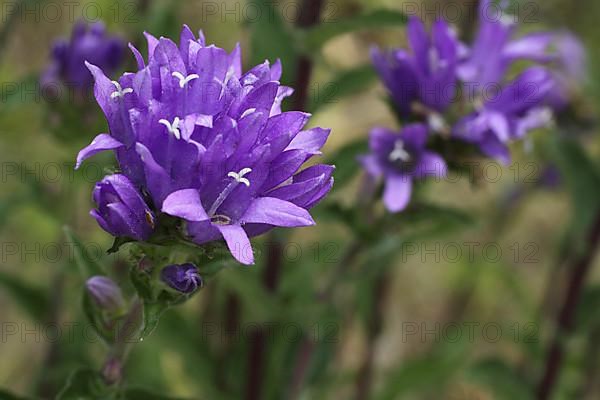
[159,117,181,139]
[428,113,449,134]
[227,168,252,187]
[110,81,133,99]
[207,167,253,218]
[172,71,199,88]
[389,140,411,163]
[428,48,447,73]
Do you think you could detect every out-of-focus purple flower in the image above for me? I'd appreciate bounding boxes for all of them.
[359,124,447,212]
[161,264,203,293]
[545,32,587,110]
[372,17,459,115]
[458,0,555,88]
[42,21,124,90]
[86,276,126,313]
[453,67,556,164]
[91,174,155,241]
[76,26,334,264]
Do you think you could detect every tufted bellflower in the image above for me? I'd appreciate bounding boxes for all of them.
[76,25,334,265]
[359,124,447,213]
[42,21,124,90]
[371,16,459,115]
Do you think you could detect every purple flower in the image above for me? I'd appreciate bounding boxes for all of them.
[457,0,555,89]
[91,174,155,241]
[76,26,334,265]
[453,67,556,164]
[161,264,203,293]
[42,21,124,90]
[545,32,587,110]
[359,124,447,212]
[372,17,459,114]
[85,276,125,313]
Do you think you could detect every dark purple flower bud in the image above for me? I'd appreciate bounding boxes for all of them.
[85,276,125,313]
[161,264,203,294]
[91,174,155,241]
[42,20,124,90]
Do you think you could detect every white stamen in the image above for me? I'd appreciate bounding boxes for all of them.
[159,117,181,139]
[240,108,257,119]
[213,66,236,99]
[110,81,133,99]
[428,113,449,134]
[499,13,515,26]
[389,140,411,162]
[227,167,252,187]
[207,167,253,217]
[172,71,199,88]
[428,48,448,73]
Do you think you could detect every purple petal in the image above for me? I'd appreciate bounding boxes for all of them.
[287,128,331,155]
[76,134,123,169]
[216,224,254,265]
[162,189,209,222]
[129,42,145,69]
[358,154,383,178]
[480,133,511,165]
[241,197,315,227]
[383,174,412,213]
[414,152,447,179]
[401,123,429,151]
[135,143,173,205]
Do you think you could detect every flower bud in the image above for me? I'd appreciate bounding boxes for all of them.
[102,357,123,385]
[91,174,155,241]
[85,276,125,313]
[160,264,203,294]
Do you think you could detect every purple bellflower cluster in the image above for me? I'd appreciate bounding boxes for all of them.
[42,21,124,90]
[76,25,334,266]
[366,0,584,212]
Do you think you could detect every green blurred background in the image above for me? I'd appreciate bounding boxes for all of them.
[1,0,599,399]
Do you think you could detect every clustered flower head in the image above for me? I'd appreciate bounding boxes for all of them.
[42,21,124,90]
[77,25,334,265]
[367,0,585,212]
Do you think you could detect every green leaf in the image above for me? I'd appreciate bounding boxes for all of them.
[303,9,407,50]
[56,368,113,400]
[121,387,190,400]
[465,358,534,400]
[549,137,600,253]
[0,75,38,115]
[577,286,600,332]
[400,203,476,238]
[0,389,33,399]
[63,226,105,278]
[325,138,368,193]
[139,301,170,340]
[308,65,377,113]
[248,0,299,84]
[0,271,49,321]
[0,194,26,228]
